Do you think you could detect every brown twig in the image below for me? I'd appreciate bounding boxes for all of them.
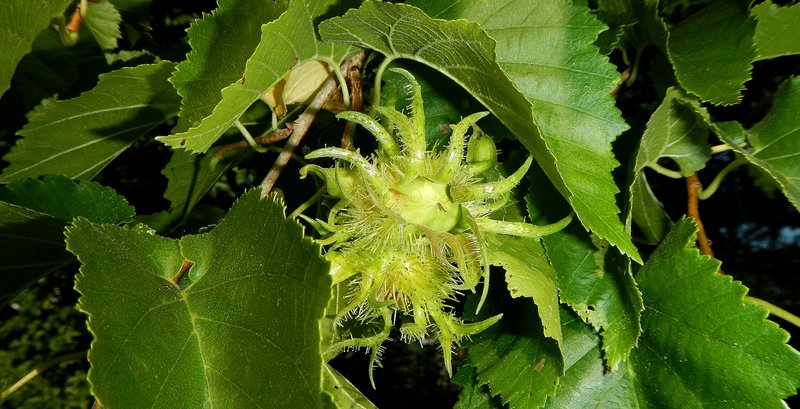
[341,52,366,149]
[687,173,718,265]
[612,67,631,97]
[66,4,83,32]
[259,54,364,196]
[215,125,294,160]
[259,78,339,196]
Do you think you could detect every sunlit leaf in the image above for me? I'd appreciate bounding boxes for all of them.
[157,0,356,152]
[0,175,134,224]
[322,364,378,409]
[715,77,800,212]
[545,220,800,407]
[752,1,800,61]
[322,0,640,263]
[66,189,332,408]
[487,234,562,348]
[542,311,640,409]
[630,218,800,407]
[170,0,288,126]
[0,0,71,96]
[0,62,180,183]
[666,0,756,105]
[83,0,122,50]
[542,221,642,371]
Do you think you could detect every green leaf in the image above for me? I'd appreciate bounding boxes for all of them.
[83,0,122,50]
[0,62,180,183]
[0,0,71,97]
[542,221,642,371]
[634,87,712,177]
[452,365,503,409]
[752,1,800,61]
[170,0,288,126]
[0,203,72,306]
[0,175,136,305]
[322,364,378,409]
[630,172,672,244]
[0,175,134,224]
[66,189,332,408]
[745,76,800,210]
[463,288,563,409]
[626,87,709,244]
[543,309,640,409]
[597,0,667,56]
[715,77,800,212]
[487,234,562,349]
[323,0,640,263]
[157,0,356,152]
[160,149,240,226]
[666,0,756,105]
[630,218,800,407]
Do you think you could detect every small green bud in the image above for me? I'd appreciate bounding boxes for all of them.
[466,131,497,176]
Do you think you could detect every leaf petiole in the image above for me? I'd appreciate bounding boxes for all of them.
[698,158,747,200]
[649,163,684,179]
[0,351,87,403]
[746,296,800,329]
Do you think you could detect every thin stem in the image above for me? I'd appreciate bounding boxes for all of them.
[1,351,87,402]
[687,173,717,263]
[649,163,684,179]
[289,186,326,219]
[710,144,733,154]
[625,47,643,87]
[259,77,338,196]
[371,57,395,113]
[329,59,351,109]
[699,159,746,200]
[235,120,269,153]
[746,296,800,329]
[214,125,294,160]
[260,54,365,196]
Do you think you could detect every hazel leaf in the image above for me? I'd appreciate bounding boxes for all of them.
[66,189,332,408]
[0,0,71,96]
[752,1,800,61]
[157,0,357,152]
[170,0,288,126]
[487,234,562,350]
[0,62,180,183]
[666,0,756,105]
